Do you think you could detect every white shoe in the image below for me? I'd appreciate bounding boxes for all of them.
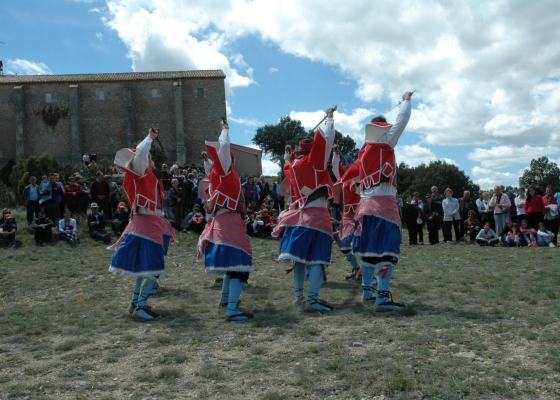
[549,242,556,248]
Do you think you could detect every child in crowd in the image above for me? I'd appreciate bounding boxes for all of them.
[519,219,536,246]
[476,222,499,246]
[536,222,556,247]
[505,223,521,247]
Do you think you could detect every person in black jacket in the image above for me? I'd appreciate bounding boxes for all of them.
[90,171,111,217]
[31,209,55,246]
[458,190,478,239]
[403,195,419,245]
[423,194,442,245]
[111,202,130,235]
[87,202,111,243]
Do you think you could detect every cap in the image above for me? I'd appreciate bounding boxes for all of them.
[91,202,99,208]
[118,202,126,208]
[4,214,12,219]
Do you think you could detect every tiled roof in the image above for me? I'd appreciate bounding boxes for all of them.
[0,70,226,84]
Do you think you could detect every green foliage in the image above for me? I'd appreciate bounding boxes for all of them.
[0,160,15,187]
[519,156,560,191]
[150,143,166,169]
[253,115,307,169]
[0,181,16,207]
[397,160,480,198]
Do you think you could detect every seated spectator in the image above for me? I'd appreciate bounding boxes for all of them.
[31,209,55,246]
[271,209,279,224]
[186,204,206,234]
[111,202,130,235]
[536,222,556,247]
[498,218,513,247]
[246,210,257,237]
[87,202,111,243]
[0,208,17,225]
[505,223,521,247]
[476,222,499,246]
[59,209,79,244]
[0,214,18,248]
[478,191,495,231]
[520,219,536,246]
[463,210,481,243]
[258,208,277,237]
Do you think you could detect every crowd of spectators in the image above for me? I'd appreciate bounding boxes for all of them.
[397,181,558,248]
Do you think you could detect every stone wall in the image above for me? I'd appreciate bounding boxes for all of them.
[0,72,227,168]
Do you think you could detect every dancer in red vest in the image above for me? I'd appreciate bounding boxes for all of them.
[341,91,413,311]
[198,119,253,321]
[109,128,177,320]
[332,145,369,282]
[273,107,335,311]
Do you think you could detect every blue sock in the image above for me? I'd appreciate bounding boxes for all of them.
[375,263,404,310]
[361,262,375,300]
[306,265,332,311]
[226,278,251,321]
[346,253,360,272]
[130,277,142,307]
[137,278,156,308]
[219,274,230,305]
[293,262,306,302]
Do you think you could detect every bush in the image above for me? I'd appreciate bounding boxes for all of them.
[0,182,16,207]
[0,160,15,187]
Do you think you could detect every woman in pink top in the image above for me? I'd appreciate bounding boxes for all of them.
[525,187,545,230]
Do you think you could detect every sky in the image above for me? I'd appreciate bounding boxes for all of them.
[2,0,560,190]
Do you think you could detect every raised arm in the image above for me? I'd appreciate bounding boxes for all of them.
[381,92,413,147]
[332,144,341,180]
[217,121,232,172]
[133,128,158,175]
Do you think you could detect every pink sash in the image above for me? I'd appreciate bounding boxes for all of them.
[272,207,332,237]
[108,214,176,250]
[198,211,252,259]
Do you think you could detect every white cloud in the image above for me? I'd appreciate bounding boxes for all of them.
[471,166,519,189]
[229,117,264,127]
[395,145,458,167]
[5,59,52,75]
[261,159,281,176]
[268,67,278,73]
[101,0,560,148]
[95,32,103,40]
[467,145,560,169]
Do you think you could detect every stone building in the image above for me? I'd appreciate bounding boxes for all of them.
[0,70,252,168]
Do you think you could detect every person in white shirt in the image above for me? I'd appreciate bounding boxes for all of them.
[59,209,78,244]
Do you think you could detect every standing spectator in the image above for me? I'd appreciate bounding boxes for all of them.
[529,180,544,196]
[442,188,461,243]
[515,187,527,225]
[0,214,18,248]
[54,173,66,226]
[89,151,97,164]
[543,185,559,244]
[39,173,63,228]
[476,222,499,246]
[241,175,259,205]
[423,194,441,244]
[31,209,55,246]
[478,191,495,231]
[431,186,444,207]
[271,175,285,211]
[169,178,185,229]
[75,175,90,215]
[536,222,556,247]
[87,203,111,243]
[111,202,130,236]
[239,173,247,184]
[22,176,41,225]
[257,175,271,207]
[183,172,196,216]
[170,161,180,174]
[410,192,424,244]
[458,190,478,239]
[159,164,173,217]
[63,177,83,215]
[525,186,545,230]
[90,171,111,217]
[489,185,511,236]
[59,209,79,244]
[106,175,119,216]
[82,152,90,166]
[463,210,481,243]
[403,195,419,245]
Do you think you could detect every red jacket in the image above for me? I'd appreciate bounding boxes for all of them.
[525,194,545,214]
[63,183,83,207]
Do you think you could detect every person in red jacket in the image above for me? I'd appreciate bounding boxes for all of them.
[525,186,545,230]
[63,177,83,215]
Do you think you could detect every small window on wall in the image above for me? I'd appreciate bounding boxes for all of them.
[45,93,52,103]
[197,88,204,98]
[98,90,105,100]
[152,88,159,98]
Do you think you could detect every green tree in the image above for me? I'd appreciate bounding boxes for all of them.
[253,115,307,169]
[519,157,560,191]
[397,160,480,199]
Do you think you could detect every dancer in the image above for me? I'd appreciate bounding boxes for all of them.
[108,128,177,320]
[332,144,369,282]
[340,91,413,311]
[198,119,253,321]
[272,107,336,311]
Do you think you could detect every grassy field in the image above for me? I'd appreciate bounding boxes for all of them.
[1,208,560,399]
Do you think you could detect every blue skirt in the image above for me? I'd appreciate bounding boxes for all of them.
[204,241,252,275]
[279,225,332,265]
[109,233,165,277]
[338,231,355,251]
[353,215,401,258]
